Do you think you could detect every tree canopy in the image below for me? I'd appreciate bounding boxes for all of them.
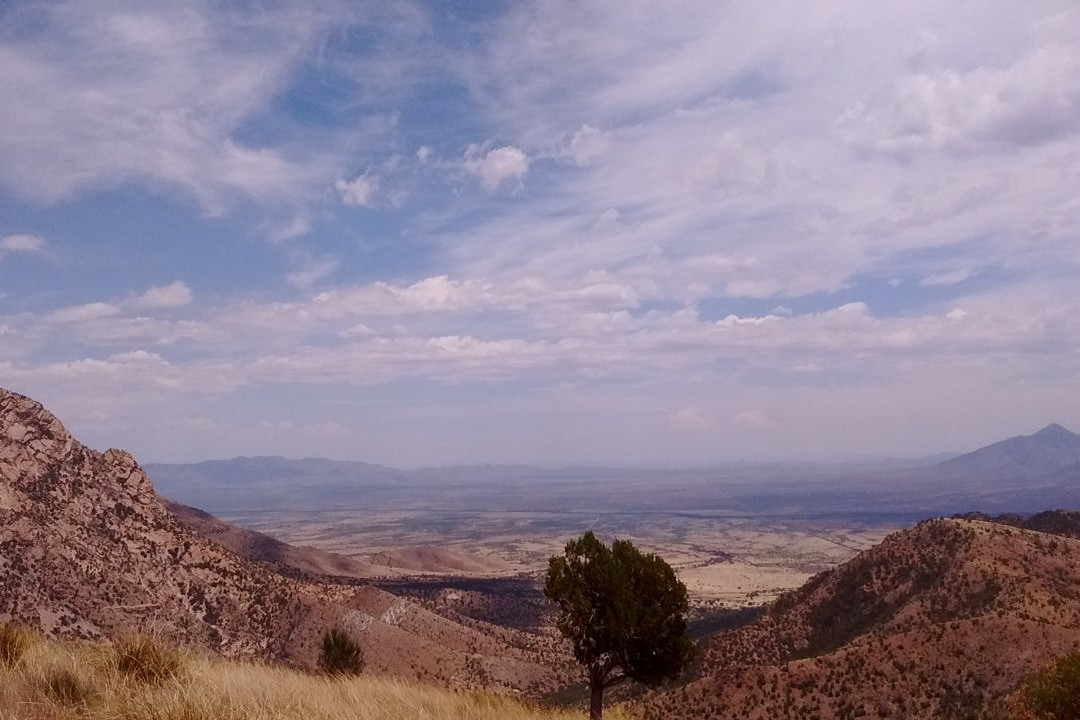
[1011,651,1080,720]
[544,531,693,720]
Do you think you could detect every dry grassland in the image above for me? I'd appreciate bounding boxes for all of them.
[0,628,625,720]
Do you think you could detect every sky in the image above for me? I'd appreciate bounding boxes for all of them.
[1,0,1079,467]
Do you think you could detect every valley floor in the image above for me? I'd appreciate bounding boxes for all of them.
[221,509,903,606]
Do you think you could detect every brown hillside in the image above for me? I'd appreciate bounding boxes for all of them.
[369,545,511,574]
[954,509,1080,540]
[0,388,571,695]
[163,499,398,580]
[636,517,1080,719]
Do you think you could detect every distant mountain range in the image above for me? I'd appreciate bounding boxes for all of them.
[929,422,1080,483]
[146,423,1080,517]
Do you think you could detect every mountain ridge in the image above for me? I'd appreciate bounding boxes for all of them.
[146,423,1080,516]
[929,422,1080,483]
[638,516,1080,719]
[0,387,571,695]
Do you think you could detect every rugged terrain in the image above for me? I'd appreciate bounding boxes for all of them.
[7,384,1080,717]
[637,516,1080,719]
[0,388,572,695]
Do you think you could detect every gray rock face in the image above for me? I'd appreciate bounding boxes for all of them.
[0,387,320,654]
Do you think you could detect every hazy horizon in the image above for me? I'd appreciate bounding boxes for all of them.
[132,421,1067,469]
[1,1,1078,467]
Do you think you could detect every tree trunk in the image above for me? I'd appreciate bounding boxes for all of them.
[589,661,607,720]
[589,680,604,720]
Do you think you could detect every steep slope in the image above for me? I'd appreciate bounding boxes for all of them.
[637,517,1080,719]
[0,388,569,695]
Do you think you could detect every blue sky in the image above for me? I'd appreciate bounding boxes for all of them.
[1,0,1079,466]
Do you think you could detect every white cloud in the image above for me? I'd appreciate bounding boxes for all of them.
[849,39,1080,156]
[463,145,529,191]
[0,234,46,254]
[132,281,193,310]
[312,275,497,317]
[335,175,379,207]
[47,302,122,324]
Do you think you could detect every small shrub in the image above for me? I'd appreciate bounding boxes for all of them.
[113,633,185,684]
[0,621,32,667]
[319,628,364,676]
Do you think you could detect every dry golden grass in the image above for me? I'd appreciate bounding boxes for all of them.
[0,621,33,668]
[0,630,626,720]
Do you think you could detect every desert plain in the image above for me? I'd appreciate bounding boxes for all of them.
[217,508,901,607]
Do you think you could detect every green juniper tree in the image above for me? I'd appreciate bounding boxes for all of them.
[544,531,693,720]
[1012,651,1080,720]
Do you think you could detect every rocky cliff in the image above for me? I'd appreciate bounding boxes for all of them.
[0,388,566,694]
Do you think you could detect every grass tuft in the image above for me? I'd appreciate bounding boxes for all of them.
[113,633,185,685]
[42,665,95,706]
[319,628,364,677]
[0,622,33,668]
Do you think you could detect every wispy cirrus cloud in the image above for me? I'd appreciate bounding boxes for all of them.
[436,1,1080,302]
[2,1,1079,465]
[0,1,426,216]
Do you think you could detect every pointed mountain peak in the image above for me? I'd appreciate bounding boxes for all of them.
[1,387,77,462]
[1031,423,1077,439]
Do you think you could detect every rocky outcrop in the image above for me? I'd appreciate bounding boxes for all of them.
[0,388,323,654]
[0,388,566,694]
